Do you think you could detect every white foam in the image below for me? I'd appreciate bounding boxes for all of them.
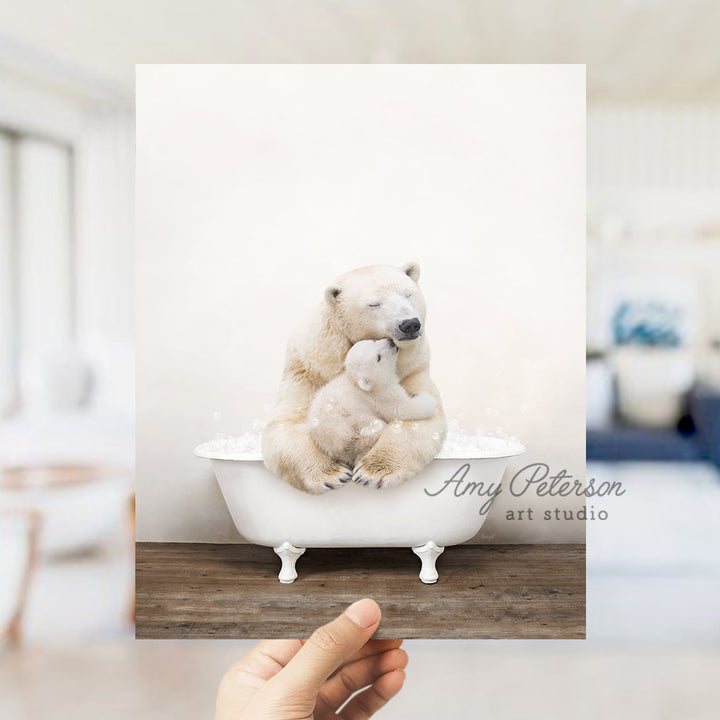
[198,424,524,460]
[205,430,264,455]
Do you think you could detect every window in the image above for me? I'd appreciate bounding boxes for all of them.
[0,128,75,416]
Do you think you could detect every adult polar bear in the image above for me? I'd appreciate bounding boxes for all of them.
[262,262,447,494]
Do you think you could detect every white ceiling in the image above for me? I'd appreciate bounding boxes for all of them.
[0,0,719,105]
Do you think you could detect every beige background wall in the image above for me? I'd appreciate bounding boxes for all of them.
[135,64,586,543]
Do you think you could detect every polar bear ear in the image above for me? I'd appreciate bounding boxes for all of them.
[357,376,373,392]
[325,285,341,306]
[402,261,420,282]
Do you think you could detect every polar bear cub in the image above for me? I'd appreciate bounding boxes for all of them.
[309,338,437,469]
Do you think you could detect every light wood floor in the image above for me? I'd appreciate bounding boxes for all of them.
[135,543,585,640]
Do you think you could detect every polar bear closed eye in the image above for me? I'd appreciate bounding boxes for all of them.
[309,338,437,475]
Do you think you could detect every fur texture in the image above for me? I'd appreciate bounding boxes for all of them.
[309,338,437,470]
[262,262,447,493]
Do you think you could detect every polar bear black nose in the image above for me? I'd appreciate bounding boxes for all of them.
[399,318,421,335]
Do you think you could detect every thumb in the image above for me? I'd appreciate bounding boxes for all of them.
[269,598,381,699]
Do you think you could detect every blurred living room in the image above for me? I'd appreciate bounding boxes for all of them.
[1,2,719,719]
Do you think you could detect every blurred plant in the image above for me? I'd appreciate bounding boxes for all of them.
[612,301,683,347]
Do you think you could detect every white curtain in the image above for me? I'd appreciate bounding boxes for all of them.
[0,133,15,414]
[16,138,74,357]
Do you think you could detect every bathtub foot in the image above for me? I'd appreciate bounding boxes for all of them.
[412,541,444,584]
[274,542,306,583]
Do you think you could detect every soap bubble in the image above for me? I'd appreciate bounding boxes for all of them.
[329,396,336,404]
[207,430,263,455]
[441,425,487,453]
[205,414,524,464]
[324,403,334,413]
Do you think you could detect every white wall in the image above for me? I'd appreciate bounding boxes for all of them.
[74,109,135,419]
[136,64,586,543]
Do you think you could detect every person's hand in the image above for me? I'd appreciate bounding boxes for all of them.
[216,598,407,719]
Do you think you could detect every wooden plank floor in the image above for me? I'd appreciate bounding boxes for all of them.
[136,543,585,640]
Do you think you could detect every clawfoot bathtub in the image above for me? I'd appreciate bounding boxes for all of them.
[195,437,525,583]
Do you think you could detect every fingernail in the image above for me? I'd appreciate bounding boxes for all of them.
[344,598,380,628]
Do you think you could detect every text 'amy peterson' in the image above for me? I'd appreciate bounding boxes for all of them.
[424,462,625,515]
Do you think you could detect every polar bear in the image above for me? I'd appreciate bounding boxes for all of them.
[262,262,447,493]
[309,338,437,473]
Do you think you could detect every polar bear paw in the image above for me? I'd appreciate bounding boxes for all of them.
[304,460,354,494]
[351,462,407,490]
[409,390,437,419]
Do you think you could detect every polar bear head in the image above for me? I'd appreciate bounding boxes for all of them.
[344,338,399,392]
[325,262,427,346]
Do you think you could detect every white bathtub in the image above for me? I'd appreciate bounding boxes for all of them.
[195,438,525,583]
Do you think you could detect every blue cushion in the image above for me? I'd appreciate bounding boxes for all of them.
[587,427,704,462]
